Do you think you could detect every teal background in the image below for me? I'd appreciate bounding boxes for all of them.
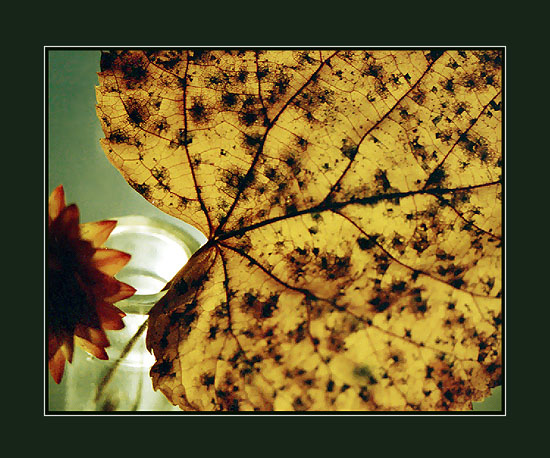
[46,49,502,413]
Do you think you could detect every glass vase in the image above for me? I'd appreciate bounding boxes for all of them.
[61,215,205,412]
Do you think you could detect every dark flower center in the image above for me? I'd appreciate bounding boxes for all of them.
[47,231,98,335]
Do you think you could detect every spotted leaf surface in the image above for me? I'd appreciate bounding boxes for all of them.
[96,49,502,411]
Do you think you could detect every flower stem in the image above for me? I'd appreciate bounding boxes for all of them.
[94,318,149,403]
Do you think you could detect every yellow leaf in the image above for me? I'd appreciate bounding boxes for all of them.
[96,49,502,411]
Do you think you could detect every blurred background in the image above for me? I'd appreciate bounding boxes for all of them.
[46,49,502,412]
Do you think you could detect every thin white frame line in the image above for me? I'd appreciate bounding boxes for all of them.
[44,45,507,49]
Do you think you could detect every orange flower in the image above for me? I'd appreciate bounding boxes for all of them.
[47,185,136,383]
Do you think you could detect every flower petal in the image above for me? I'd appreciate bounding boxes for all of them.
[75,325,110,348]
[104,281,136,303]
[60,338,74,364]
[49,348,66,384]
[91,248,131,276]
[86,271,122,298]
[48,185,66,224]
[48,334,61,360]
[80,220,117,248]
[96,301,126,330]
[55,204,81,241]
[74,336,109,360]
